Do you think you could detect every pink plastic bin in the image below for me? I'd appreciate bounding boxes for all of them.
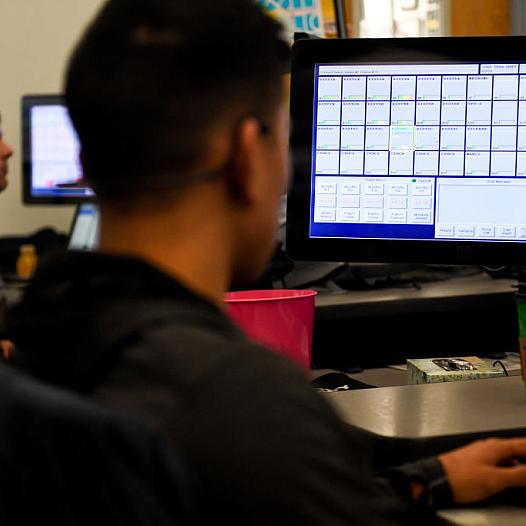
[224,289,317,373]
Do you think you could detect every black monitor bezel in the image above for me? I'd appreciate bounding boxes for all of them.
[287,36,526,266]
[22,94,96,205]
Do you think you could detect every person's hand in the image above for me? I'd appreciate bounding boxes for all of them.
[439,437,526,503]
[0,340,14,361]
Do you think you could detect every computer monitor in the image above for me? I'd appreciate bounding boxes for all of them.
[286,36,526,266]
[22,95,96,204]
[67,203,100,251]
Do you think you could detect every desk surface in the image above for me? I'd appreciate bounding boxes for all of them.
[323,377,526,525]
[315,274,516,319]
[437,507,526,526]
[324,376,526,439]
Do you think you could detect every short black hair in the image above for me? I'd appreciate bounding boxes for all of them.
[65,0,290,196]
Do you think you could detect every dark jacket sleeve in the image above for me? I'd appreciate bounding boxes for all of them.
[94,325,441,526]
[381,456,454,510]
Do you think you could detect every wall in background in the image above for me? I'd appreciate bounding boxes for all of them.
[510,0,526,35]
[2,0,514,238]
[0,0,105,236]
[339,0,513,37]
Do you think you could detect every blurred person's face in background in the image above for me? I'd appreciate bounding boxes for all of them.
[0,114,14,191]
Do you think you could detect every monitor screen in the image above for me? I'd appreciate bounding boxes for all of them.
[22,95,95,204]
[287,36,526,265]
[68,203,100,251]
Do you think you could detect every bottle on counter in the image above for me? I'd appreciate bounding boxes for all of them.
[16,244,37,280]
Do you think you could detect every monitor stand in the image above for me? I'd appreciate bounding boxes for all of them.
[308,263,482,291]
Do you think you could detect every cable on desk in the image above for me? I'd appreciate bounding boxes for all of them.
[493,360,509,377]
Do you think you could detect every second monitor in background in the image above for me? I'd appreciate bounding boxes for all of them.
[22,95,95,205]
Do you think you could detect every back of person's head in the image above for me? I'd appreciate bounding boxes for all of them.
[65,0,290,198]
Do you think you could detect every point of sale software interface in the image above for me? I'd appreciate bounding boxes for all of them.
[310,63,526,242]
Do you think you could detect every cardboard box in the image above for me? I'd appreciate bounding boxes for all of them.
[407,356,505,385]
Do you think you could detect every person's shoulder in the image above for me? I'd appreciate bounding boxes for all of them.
[99,308,341,438]
[101,297,349,431]
[140,318,308,389]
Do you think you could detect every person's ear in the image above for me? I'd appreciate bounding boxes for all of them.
[225,117,267,205]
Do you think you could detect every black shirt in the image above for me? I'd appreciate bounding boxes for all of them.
[8,251,445,525]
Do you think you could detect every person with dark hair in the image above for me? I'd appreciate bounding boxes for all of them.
[0,115,15,360]
[7,1,526,524]
[0,113,13,193]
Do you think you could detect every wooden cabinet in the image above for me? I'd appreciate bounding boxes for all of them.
[451,0,510,36]
[321,0,353,37]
